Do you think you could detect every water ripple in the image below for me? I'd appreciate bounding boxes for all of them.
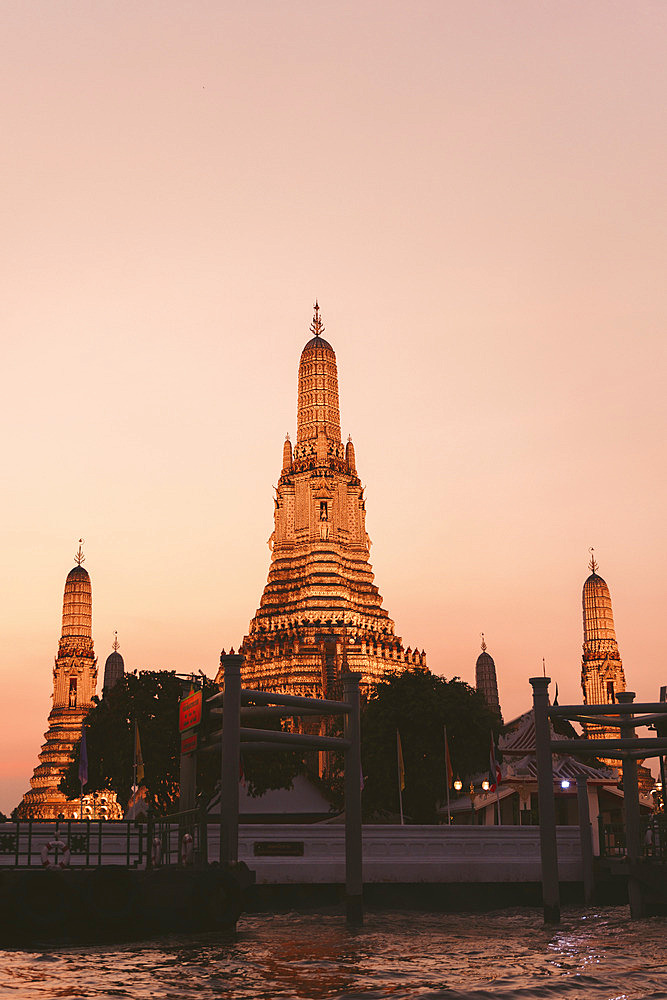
[0,907,666,1000]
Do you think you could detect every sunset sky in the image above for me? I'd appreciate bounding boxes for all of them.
[2,2,666,814]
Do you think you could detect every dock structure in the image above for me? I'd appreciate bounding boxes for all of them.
[531,677,667,923]
[209,652,363,922]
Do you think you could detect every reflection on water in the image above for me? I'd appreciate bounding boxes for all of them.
[1,907,666,1000]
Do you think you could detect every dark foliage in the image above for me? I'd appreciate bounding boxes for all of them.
[361,668,501,823]
[59,671,304,815]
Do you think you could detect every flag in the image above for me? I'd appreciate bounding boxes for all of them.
[78,726,88,788]
[489,733,502,791]
[134,721,145,784]
[444,727,454,790]
[397,730,405,791]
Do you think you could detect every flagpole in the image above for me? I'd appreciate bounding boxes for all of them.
[78,723,88,821]
[444,725,451,825]
[396,730,404,826]
[133,718,138,794]
[491,729,502,826]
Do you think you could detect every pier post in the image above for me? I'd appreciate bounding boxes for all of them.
[617,691,644,919]
[576,774,594,904]
[343,672,363,923]
[220,653,243,865]
[179,751,197,813]
[530,676,560,924]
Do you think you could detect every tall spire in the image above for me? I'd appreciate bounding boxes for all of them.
[581,558,626,733]
[103,631,125,695]
[588,546,598,575]
[476,635,502,722]
[228,304,426,709]
[61,543,93,642]
[296,301,342,448]
[17,549,101,819]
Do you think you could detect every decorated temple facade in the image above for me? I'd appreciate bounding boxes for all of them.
[221,304,425,698]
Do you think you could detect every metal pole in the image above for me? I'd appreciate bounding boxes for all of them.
[617,691,644,918]
[220,653,242,865]
[344,673,363,924]
[576,774,594,904]
[444,725,451,825]
[530,676,560,924]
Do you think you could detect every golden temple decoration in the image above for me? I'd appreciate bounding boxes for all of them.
[219,305,426,702]
[17,551,121,819]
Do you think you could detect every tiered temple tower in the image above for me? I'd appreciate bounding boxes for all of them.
[17,544,98,819]
[476,634,503,722]
[581,552,626,716]
[580,551,627,764]
[225,304,426,698]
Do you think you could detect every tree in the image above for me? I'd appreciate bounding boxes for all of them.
[360,668,500,823]
[60,671,303,815]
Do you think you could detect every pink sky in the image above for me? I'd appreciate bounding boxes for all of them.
[2,2,666,813]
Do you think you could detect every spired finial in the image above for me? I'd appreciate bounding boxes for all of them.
[588,547,598,575]
[310,300,325,338]
[480,632,487,652]
[542,657,546,678]
[74,538,85,566]
[112,631,120,653]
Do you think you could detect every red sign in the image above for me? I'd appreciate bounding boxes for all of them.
[181,731,198,755]
[179,690,203,732]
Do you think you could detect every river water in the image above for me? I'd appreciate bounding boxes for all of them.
[1,907,666,999]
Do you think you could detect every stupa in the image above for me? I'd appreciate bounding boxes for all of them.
[221,304,425,698]
[581,550,627,738]
[17,543,121,819]
[103,632,125,695]
[476,634,503,722]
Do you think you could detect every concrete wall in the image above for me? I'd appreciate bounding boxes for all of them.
[1,822,583,883]
[230,824,583,884]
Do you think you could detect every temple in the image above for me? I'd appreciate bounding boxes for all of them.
[476,634,503,722]
[580,550,628,772]
[18,544,121,819]
[581,552,627,722]
[222,304,425,698]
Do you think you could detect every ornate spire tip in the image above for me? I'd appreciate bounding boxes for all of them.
[112,631,120,653]
[309,300,325,339]
[588,546,598,575]
[480,632,487,652]
[74,538,85,566]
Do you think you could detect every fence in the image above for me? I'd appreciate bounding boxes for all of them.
[599,816,667,861]
[0,820,146,868]
[151,809,207,866]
